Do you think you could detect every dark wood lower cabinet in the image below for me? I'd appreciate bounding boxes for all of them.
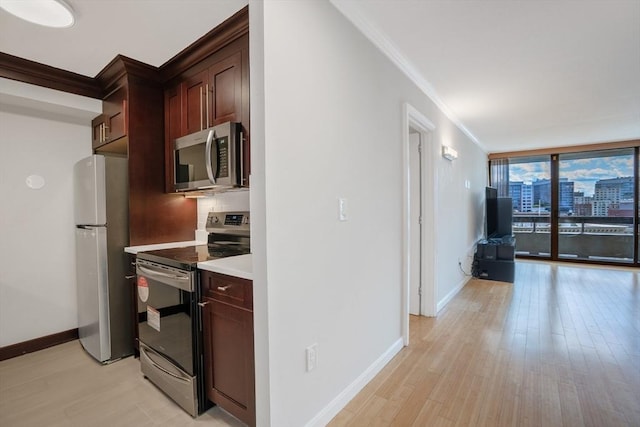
[201,271,255,426]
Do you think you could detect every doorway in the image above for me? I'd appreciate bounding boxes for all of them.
[402,103,436,346]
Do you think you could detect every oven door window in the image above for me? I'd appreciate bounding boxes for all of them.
[138,278,194,376]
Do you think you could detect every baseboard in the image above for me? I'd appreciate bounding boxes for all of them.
[437,276,472,313]
[0,328,78,361]
[305,337,404,427]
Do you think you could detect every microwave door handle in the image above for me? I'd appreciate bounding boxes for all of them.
[205,129,217,184]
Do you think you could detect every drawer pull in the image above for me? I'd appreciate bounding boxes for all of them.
[216,285,231,292]
[198,301,210,307]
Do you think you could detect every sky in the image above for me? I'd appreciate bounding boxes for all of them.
[509,153,634,197]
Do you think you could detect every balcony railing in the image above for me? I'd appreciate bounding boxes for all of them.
[512,214,636,262]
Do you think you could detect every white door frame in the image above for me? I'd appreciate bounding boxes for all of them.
[402,103,437,346]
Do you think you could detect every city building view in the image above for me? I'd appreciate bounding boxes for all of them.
[506,149,636,263]
[509,176,633,217]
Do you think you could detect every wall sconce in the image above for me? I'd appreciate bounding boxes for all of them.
[442,145,458,161]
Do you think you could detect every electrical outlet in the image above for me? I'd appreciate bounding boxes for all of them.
[306,343,318,372]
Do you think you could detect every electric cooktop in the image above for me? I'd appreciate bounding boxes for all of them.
[136,211,251,270]
[138,244,250,270]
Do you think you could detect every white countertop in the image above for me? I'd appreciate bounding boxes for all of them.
[198,254,252,281]
[124,240,206,254]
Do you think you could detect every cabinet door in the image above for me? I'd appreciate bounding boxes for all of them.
[91,114,107,147]
[181,70,208,135]
[92,86,127,150]
[103,86,127,142]
[201,268,255,427]
[164,85,181,192]
[207,51,242,126]
[203,299,254,425]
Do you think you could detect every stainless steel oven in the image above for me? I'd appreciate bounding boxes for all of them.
[135,211,250,418]
[136,258,203,417]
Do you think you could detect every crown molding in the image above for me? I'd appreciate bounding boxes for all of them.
[95,55,162,94]
[330,0,487,153]
[159,5,249,83]
[0,52,102,99]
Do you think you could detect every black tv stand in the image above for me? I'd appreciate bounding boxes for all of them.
[473,236,515,282]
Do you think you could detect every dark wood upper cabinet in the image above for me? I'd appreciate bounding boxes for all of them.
[208,51,242,126]
[104,86,127,141]
[164,84,182,146]
[91,114,108,147]
[164,33,250,193]
[92,86,127,151]
[181,70,209,135]
[92,58,197,245]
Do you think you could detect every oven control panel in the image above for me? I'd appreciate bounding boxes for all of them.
[206,211,250,234]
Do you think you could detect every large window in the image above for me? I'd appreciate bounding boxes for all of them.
[508,156,551,257]
[557,149,635,263]
[493,145,639,266]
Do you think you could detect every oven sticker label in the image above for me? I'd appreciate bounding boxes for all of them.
[147,306,160,332]
[138,277,149,303]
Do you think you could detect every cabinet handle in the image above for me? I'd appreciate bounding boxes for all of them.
[199,86,204,131]
[122,99,127,132]
[197,301,210,307]
[240,131,245,184]
[216,285,231,292]
[103,124,109,141]
[125,275,136,279]
[205,83,210,128]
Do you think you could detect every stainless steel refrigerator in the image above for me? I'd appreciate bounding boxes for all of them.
[74,154,132,363]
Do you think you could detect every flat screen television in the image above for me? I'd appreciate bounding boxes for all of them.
[486,186,512,238]
[486,186,498,237]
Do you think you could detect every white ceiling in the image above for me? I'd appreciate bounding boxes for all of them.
[0,0,248,76]
[1,0,639,153]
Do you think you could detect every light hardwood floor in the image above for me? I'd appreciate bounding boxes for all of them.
[0,341,245,426]
[329,261,640,427]
[1,261,638,426]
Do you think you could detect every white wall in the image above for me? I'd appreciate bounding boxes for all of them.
[0,79,100,346]
[434,120,487,309]
[252,1,487,425]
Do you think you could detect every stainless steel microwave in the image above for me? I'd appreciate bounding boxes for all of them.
[173,121,243,192]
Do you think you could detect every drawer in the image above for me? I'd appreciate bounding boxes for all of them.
[201,271,252,310]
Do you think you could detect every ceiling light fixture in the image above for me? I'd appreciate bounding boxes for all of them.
[0,0,75,28]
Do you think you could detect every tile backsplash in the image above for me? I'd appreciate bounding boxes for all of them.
[196,189,250,240]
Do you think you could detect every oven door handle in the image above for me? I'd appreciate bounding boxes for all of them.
[137,264,189,282]
[141,346,191,383]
